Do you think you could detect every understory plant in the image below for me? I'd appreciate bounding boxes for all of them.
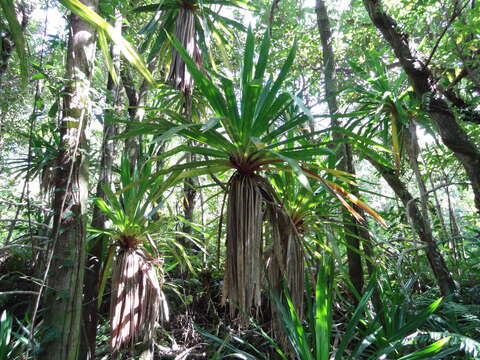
[125,28,385,320]
[92,155,184,353]
[202,265,460,359]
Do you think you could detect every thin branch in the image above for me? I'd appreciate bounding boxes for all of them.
[405,182,472,210]
[425,0,470,67]
[0,291,39,296]
[0,219,50,229]
[0,244,46,252]
[268,0,281,34]
[0,200,52,212]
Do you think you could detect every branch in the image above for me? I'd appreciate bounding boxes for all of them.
[424,0,469,67]
[268,0,281,33]
[0,199,52,211]
[362,0,480,213]
[0,244,47,252]
[405,182,472,211]
[0,219,50,229]
[0,291,39,296]
[438,84,480,124]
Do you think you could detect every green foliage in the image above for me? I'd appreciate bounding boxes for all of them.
[0,311,33,360]
[134,0,252,64]
[0,0,28,83]
[200,271,457,359]
[1,0,480,359]
[59,0,154,83]
[92,155,180,241]
[123,29,321,176]
[0,311,13,360]
[8,126,59,194]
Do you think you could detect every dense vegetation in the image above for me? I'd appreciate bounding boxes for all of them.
[1,0,479,359]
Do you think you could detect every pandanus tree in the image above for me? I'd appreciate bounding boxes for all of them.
[92,155,181,353]
[267,171,309,321]
[134,0,251,241]
[266,169,316,345]
[267,151,361,322]
[126,29,385,318]
[135,0,250,93]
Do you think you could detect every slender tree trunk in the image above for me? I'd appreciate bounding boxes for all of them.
[363,0,480,214]
[423,158,449,240]
[39,1,98,359]
[0,111,6,154]
[316,0,364,299]
[180,100,198,244]
[120,53,155,170]
[316,0,385,321]
[182,152,198,236]
[445,185,461,269]
[120,62,142,169]
[79,11,121,360]
[406,121,430,229]
[367,156,456,296]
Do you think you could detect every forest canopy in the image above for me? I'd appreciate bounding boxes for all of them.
[0,0,480,359]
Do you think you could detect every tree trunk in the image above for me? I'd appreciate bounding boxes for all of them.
[363,0,480,214]
[79,11,121,360]
[0,34,14,82]
[120,52,154,171]
[406,121,431,229]
[423,162,449,241]
[179,100,198,246]
[39,1,98,359]
[367,156,456,296]
[181,152,198,237]
[316,0,364,299]
[121,62,142,169]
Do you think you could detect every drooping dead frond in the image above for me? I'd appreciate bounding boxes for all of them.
[110,247,168,352]
[222,172,264,320]
[266,204,304,345]
[39,161,56,197]
[167,4,201,95]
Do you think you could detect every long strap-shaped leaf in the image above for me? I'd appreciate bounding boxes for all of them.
[334,274,377,360]
[167,31,229,118]
[59,0,154,83]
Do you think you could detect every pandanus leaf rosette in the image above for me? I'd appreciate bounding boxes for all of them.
[123,29,386,319]
[92,156,184,352]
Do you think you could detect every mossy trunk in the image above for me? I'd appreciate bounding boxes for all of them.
[39,1,98,359]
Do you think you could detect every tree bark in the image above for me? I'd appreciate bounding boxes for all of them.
[39,1,98,359]
[366,156,456,296]
[406,121,431,235]
[316,0,364,299]
[119,52,154,170]
[79,11,121,360]
[363,0,480,213]
[120,62,142,168]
